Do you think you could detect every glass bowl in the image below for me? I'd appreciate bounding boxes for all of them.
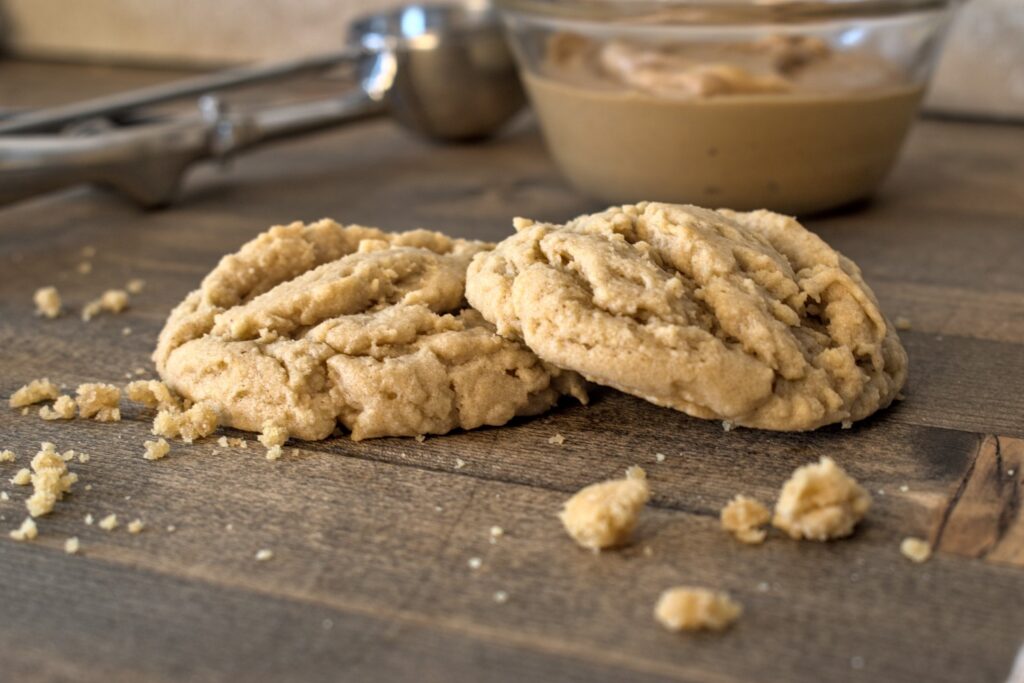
[498,0,956,215]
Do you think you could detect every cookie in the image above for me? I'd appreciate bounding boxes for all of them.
[154,219,586,441]
[466,202,906,431]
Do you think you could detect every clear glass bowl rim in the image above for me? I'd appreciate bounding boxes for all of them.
[496,0,954,23]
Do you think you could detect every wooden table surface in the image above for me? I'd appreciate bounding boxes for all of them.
[1,61,1023,683]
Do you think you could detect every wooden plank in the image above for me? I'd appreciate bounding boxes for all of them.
[933,435,1024,567]
[1,410,1022,683]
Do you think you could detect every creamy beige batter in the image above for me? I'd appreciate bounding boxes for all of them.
[527,35,923,214]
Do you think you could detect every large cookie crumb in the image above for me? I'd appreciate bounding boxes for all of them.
[75,383,121,422]
[654,587,742,631]
[10,517,38,541]
[26,442,78,517]
[34,286,62,318]
[143,438,170,461]
[40,395,76,421]
[721,495,771,544]
[773,457,871,541]
[126,380,182,411]
[152,402,220,443]
[10,378,59,408]
[560,466,650,550]
[82,289,129,321]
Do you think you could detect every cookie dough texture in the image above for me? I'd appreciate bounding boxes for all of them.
[467,202,907,431]
[154,220,586,441]
[773,457,871,541]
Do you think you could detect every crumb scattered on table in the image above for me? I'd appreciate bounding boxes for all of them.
[34,286,62,318]
[0,449,15,463]
[126,379,181,411]
[721,495,771,544]
[126,278,146,294]
[654,587,741,632]
[11,468,31,486]
[493,590,509,604]
[65,537,80,554]
[40,395,76,421]
[152,402,219,443]
[99,514,118,531]
[900,537,931,563]
[772,457,871,541]
[255,548,274,562]
[9,517,38,541]
[9,378,59,408]
[143,438,170,461]
[894,316,912,331]
[560,466,650,550]
[75,383,121,422]
[26,442,78,517]
[127,519,145,534]
[468,557,482,570]
[82,289,129,321]
[84,513,94,525]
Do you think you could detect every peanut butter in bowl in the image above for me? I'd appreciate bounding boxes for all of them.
[499,0,956,215]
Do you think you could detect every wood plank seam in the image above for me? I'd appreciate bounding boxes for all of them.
[932,434,1024,566]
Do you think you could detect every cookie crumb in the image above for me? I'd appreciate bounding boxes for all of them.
[82,289,129,321]
[0,492,8,501]
[127,519,145,534]
[0,449,15,463]
[77,452,90,463]
[121,327,132,336]
[655,452,666,463]
[77,261,92,275]
[415,434,426,443]
[548,433,566,446]
[34,286,62,318]
[166,524,176,532]
[468,557,483,570]
[11,468,31,486]
[493,590,509,604]
[772,457,871,541]
[152,402,219,443]
[722,420,734,432]
[98,514,118,531]
[84,513,94,525]
[255,548,274,562]
[10,378,59,408]
[126,278,146,294]
[64,537,80,554]
[894,316,912,331]
[126,379,181,411]
[899,484,909,493]
[26,442,78,517]
[654,587,741,632]
[259,422,288,460]
[489,525,504,542]
[454,458,466,470]
[721,495,771,544]
[560,466,650,550]
[841,420,853,430]
[900,537,931,563]
[39,395,76,421]
[75,383,121,422]
[9,517,38,541]
[141,437,171,462]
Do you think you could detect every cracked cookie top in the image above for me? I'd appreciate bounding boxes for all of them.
[154,219,586,441]
[465,202,907,431]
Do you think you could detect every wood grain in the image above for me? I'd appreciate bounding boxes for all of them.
[1,60,1023,683]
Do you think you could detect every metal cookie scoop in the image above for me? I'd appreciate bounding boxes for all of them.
[0,3,525,208]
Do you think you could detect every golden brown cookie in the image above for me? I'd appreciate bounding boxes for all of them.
[154,219,586,441]
[466,202,906,431]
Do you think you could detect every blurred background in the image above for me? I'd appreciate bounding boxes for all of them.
[0,0,1022,120]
